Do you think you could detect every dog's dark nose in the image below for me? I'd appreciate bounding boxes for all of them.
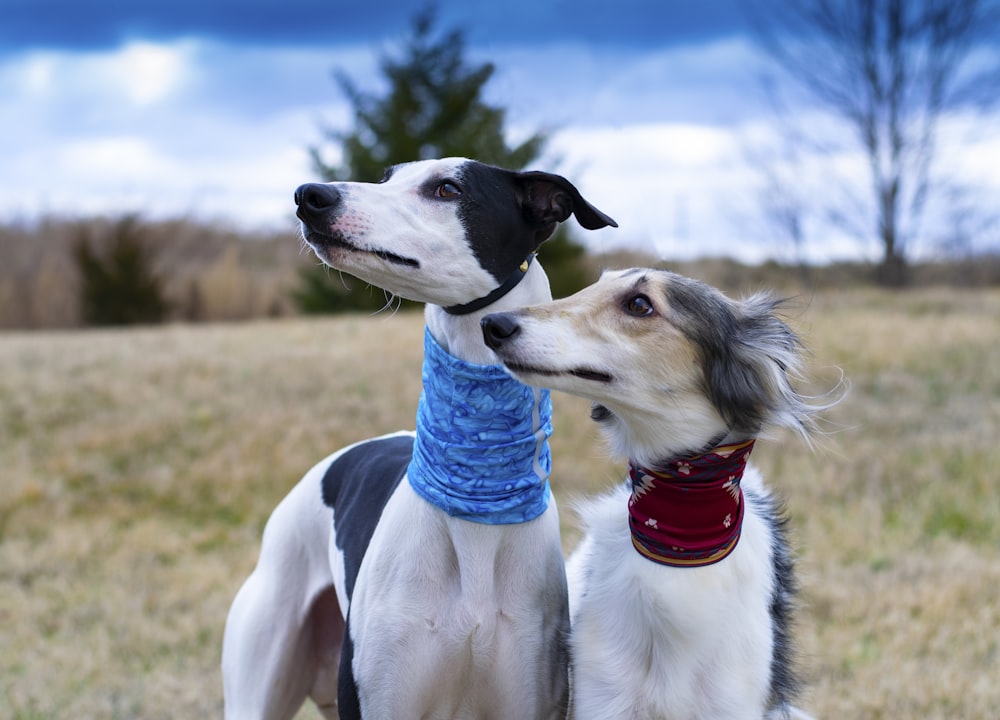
[294,183,342,219]
[481,313,521,350]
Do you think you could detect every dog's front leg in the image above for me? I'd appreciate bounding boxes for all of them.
[223,471,342,720]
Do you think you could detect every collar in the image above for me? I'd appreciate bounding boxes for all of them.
[627,439,755,567]
[443,254,535,315]
[407,326,552,524]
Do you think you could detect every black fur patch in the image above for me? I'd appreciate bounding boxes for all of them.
[320,434,414,720]
[320,434,414,601]
[455,162,539,283]
[746,487,801,711]
[453,162,616,284]
[337,619,362,720]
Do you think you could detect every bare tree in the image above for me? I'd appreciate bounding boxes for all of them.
[739,120,814,281]
[751,0,1000,286]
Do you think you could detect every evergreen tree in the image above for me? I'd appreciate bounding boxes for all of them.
[311,8,545,183]
[73,216,169,326]
[538,230,591,300]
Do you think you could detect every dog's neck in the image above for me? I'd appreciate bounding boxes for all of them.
[407,327,552,524]
[442,254,537,316]
[411,262,554,524]
[425,261,551,365]
[628,439,755,567]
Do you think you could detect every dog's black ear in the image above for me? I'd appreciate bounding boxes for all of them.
[514,171,618,245]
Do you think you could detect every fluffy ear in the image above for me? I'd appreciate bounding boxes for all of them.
[705,295,814,438]
[514,170,618,246]
[666,277,817,438]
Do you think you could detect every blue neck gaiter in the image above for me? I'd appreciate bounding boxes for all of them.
[407,327,553,524]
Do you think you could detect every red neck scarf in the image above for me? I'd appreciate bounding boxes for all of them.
[628,439,755,568]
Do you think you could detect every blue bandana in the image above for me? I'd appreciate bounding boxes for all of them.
[408,327,553,524]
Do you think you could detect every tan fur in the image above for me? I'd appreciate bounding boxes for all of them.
[489,269,730,464]
[482,267,832,719]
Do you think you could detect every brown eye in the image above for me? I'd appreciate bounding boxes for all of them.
[625,295,654,316]
[435,181,462,198]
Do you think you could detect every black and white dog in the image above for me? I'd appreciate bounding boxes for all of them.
[221,158,616,719]
[483,269,828,720]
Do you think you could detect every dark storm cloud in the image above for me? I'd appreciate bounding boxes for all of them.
[1,0,750,55]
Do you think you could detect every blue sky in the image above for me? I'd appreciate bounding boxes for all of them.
[3,1,998,262]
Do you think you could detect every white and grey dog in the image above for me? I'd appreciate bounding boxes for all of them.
[483,269,829,720]
[221,158,616,720]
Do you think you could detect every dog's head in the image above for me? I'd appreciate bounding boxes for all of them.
[483,268,825,463]
[294,158,616,308]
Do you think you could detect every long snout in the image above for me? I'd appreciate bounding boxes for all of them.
[481,313,521,351]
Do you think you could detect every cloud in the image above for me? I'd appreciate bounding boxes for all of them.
[2,36,768,249]
[484,38,769,129]
[115,42,187,105]
[0,39,368,227]
[1,30,996,263]
[0,42,192,139]
[543,123,764,261]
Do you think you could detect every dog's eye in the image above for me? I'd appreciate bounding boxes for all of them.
[625,295,654,317]
[435,182,462,198]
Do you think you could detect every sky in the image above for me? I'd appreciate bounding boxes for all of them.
[2,0,999,263]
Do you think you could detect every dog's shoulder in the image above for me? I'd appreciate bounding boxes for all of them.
[321,432,415,600]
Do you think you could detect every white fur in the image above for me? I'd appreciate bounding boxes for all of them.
[566,469,783,720]
[299,159,501,309]
[222,159,592,719]
[347,481,566,718]
[484,269,821,720]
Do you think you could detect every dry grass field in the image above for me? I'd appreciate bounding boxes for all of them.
[1,287,998,719]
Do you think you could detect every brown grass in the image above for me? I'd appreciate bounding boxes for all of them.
[1,287,998,719]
